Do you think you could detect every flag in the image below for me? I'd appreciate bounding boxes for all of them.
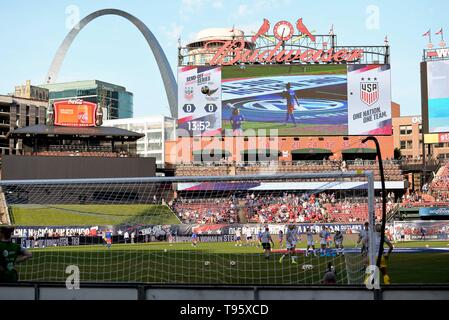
[436,28,443,35]
[423,30,431,37]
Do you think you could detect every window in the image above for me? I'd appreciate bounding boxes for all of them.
[400,125,412,135]
[406,140,413,149]
[400,141,406,149]
[419,125,423,134]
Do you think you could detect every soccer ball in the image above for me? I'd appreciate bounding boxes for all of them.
[426,245,430,248]
[204,261,210,266]
[164,249,168,253]
[230,261,236,266]
[302,264,314,271]
[201,86,210,95]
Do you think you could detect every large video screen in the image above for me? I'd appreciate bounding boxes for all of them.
[178,64,392,136]
[222,64,391,136]
[53,100,97,127]
[426,61,449,134]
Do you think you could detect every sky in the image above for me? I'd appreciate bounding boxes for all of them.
[0,0,448,118]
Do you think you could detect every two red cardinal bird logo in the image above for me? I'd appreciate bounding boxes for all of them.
[251,18,315,43]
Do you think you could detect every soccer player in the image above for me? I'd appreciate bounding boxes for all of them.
[260,227,275,260]
[334,230,344,256]
[326,227,332,248]
[374,224,394,285]
[235,228,243,247]
[230,108,245,136]
[357,222,370,258]
[280,225,298,264]
[105,229,113,249]
[257,228,264,248]
[305,227,317,257]
[282,83,300,127]
[245,227,254,247]
[191,232,199,247]
[319,226,328,256]
[0,226,32,283]
[278,229,284,249]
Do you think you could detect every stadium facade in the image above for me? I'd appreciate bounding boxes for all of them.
[168,26,398,165]
[104,116,176,168]
[40,80,133,120]
[0,81,48,157]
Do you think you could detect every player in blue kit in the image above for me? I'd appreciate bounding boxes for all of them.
[282,83,300,127]
[230,108,245,136]
[105,230,113,249]
[191,232,199,247]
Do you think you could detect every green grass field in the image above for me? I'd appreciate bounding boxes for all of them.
[16,239,449,285]
[222,65,347,80]
[10,205,180,226]
[222,121,347,136]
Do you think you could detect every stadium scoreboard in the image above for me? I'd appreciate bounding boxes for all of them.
[177,64,392,137]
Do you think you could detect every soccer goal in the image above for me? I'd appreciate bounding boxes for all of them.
[0,172,377,286]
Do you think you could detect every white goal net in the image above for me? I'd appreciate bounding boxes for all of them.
[0,172,376,286]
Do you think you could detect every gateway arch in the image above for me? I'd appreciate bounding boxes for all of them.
[46,8,178,118]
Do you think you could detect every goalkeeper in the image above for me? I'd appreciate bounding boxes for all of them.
[0,226,33,283]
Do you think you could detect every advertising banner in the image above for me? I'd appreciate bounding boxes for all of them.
[419,207,449,218]
[347,64,392,135]
[177,66,222,136]
[391,221,449,241]
[426,60,449,133]
[54,100,97,127]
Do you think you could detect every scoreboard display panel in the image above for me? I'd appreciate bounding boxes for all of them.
[422,60,449,134]
[177,64,392,137]
[178,66,222,136]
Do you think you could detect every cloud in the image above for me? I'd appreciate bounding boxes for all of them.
[236,0,292,17]
[237,4,249,16]
[160,23,184,47]
[180,0,225,20]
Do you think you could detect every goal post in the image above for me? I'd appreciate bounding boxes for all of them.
[0,171,376,286]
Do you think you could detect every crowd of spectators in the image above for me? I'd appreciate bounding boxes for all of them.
[171,192,387,225]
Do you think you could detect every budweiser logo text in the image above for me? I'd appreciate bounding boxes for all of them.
[206,40,364,65]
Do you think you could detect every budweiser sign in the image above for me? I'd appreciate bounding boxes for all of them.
[206,19,364,66]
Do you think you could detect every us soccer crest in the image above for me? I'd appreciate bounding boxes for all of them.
[184,86,194,100]
[360,79,379,106]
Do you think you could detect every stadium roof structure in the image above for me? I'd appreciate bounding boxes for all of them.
[342,148,377,154]
[9,124,144,141]
[291,148,333,154]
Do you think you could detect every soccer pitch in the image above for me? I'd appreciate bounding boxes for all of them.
[16,240,449,285]
[10,205,180,226]
[222,65,347,79]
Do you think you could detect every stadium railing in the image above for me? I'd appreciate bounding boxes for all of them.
[2,282,449,300]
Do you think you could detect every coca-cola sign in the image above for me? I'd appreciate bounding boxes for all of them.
[206,19,364,66]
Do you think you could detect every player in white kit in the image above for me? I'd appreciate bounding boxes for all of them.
[305,227,317,257]
[334,230,345,256]
[319,226,328,256]
[279,225,298,264]
[260,227,275,260]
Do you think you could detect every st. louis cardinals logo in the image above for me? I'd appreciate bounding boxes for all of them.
[360,78,379,106]
[251,18,316,43]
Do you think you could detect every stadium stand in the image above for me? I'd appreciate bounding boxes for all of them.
[431,162,449,193]
[171,192,388,224]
